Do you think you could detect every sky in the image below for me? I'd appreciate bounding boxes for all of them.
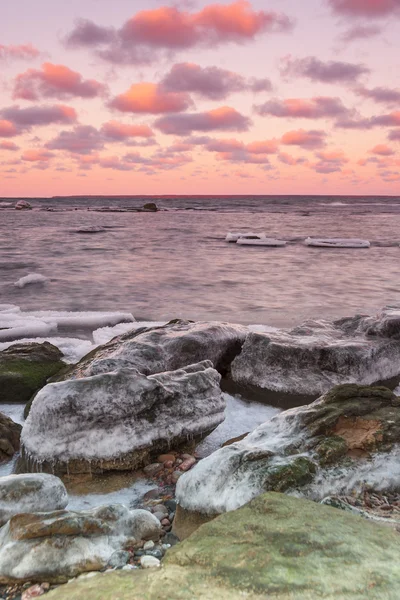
[0,0,399,197]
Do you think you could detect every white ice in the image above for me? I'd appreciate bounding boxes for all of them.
[14,274,48,288]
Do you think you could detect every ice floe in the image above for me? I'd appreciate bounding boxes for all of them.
[14,273,48,288]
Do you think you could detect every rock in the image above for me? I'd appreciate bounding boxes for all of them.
[142,203,159,212]
[157,454,175,464]
[15,200,32,210]
[45,493,400,600]
[0,505,161,584]
[178,457,196,472]
[152,512,165,522]
[22,583,50,599]
[143,463,163,477]
[175,384,400,523]
[143,541,154,551]
[171,471,182,484]
[230,309,400,399]
[140,556,160,569]
[107,551,130,569]
[146,549,163,560]
[59,320,247,380]
[0,474,68,526]
[21,361,225,474]
[0,342,65,405]
[0,412,21,463]
[163,532,179,547]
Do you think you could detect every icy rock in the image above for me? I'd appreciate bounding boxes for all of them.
[0,505,161,583]
[140,555,160,568]
[0,474,68,526]
[0,413,21,463]
[15,200,32,210]
[175,384,400,528]
[14,274,48,289]
[21,361,225,474]
[60,320,247,380]
[0,342,65,404]
[230,312,400,398]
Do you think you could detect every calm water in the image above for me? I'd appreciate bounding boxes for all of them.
[1,195,400,327]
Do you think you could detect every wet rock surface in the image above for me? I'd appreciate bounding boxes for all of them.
[0,414,21,464]
[0,474,68,526]
[0,343,65,405]
[46,493,400,600]
[21,361,224,474]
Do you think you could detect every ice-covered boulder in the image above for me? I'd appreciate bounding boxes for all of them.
[0,474,68,526]
[15,200,31,210]
[175,384,400,533]
[45,493,400,600]
[21,361,225,474]
[0,504,161,583]
[0,413,21,463]
[0,342,65,404]
[60,320,248,380]
[230,311,400,398]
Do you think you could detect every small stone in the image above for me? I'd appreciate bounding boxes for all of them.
[22,584,47,599]
[146,549,163,560]
[134,550,145,557]
[143,540,155,551]
[161,543,171,551]
[157,454,176,464]
[107,550,130,569]
[161,518,170,526]
[142,488,161,502]
[163,532,180,546]
[175,459,183,465]
[122,564,137,571]
[153,511,166,522]
[181,454,194,460]
[152,504,168,516]
[165,500,177,513]
[143,463,163,476]
[171,471,182,483]
[140,555,161,569]
[164,460,174,469]
[179,457,196,472]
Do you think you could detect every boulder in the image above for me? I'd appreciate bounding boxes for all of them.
[142,202,159,212]
[230,310,400,399]
[175,384,400,526]
[46,493,400,600]
[0,342,65,404]
[0,413,21,463]
[0,504,161,584]
[15,200,32,210]
[58,320,247,380]
[21,361,225,474]
[0,474,68,525]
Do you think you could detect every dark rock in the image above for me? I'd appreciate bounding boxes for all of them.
[0,413,21,463]
[142,203,158,212]
[107,551,130,569]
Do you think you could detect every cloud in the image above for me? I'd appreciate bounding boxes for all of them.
[355,86,400,106]
[160,62,272,100]
[328,0,400,18]
[370,144,395,155]
[13,63,107,101]
[0,120,18,138]
[277,152,308,165]
[22,149,54,162]
[45,125,104,154]
[281,55,369,83]
[255,96,349,119]
[65,1,293,64]
[0,140,19,151]
[312,150,348,174]
[0,104,77,132]
[154,106,251,135]
[338,24,381,43]
[100,120,154,140]
[336,110,400,129]
[109,83,192,113]
[281,129,327,149]
[389,130,400,141]
[0,43,40,61]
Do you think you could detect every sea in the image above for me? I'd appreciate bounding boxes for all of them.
[1,194,400,327]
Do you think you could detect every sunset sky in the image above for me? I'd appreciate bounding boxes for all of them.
[1,0,400,196]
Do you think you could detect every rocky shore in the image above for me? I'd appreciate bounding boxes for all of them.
[1,308,400,598]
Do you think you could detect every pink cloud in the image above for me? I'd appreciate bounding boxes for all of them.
[281,55,369,83]
[329,0,400,18]
[369,144,395,155]
[13,63,107,101]
[203,137,278,164]
[22,149,54,162]
[355,86,400,106]
[255,96,349,119]
[101,120,154,140]
[154,106,251,135]
[0,120,18,138]
[336,111,400,129]
[312,150,348,174]
[46,125,104,155]
[160,62,272,101]
[109,83,192,114]
[65,2,293,64]
[0,105,77,132]
[278,152,308,165]
[389,130,400,141]
[281,129,327,149]
[339,24,381,42]
[0,140,19,151]
[0,43,40,61]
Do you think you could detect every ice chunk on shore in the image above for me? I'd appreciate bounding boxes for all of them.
[0,322,57,342]
[14,273,48,288]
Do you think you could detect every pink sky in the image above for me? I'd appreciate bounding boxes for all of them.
[0,0,399,196]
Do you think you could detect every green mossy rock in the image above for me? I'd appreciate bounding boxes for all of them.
[0,342,65,404]
[47,492,400,600]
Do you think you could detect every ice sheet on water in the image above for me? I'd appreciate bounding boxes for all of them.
[0,322,57,343]
[14,274,48,288]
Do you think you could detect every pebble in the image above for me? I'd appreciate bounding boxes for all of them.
[122,564,137,571]
[163,532,180,546]
[143,463,164,476]
[179,457,196,472]
[153,511,166,522]
[140,555,161,569]
[161,518,170,526]
[107,550,130,569]
[152,504,168,516]
[21,584,50,600]
[145,549,163,560]
[142,488,162,501]
[171,471,182,483]
[165,500,177,513]
[143,540,155,551]
[164,460,174,468]
[157,454,176,463]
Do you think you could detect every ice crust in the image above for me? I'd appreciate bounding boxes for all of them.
[14,274,48,288]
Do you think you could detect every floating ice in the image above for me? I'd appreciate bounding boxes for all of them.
[0,322,57,343]
[75,226,106,234]
[14,273,48,288]
[237,237,287,247]
[225,232,262,242]
[305,238,370,248]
